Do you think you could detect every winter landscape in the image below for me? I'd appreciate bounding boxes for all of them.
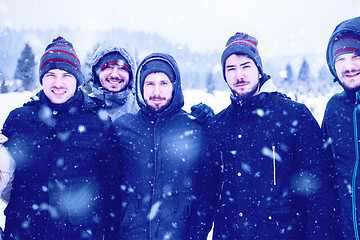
[0,0,359,238]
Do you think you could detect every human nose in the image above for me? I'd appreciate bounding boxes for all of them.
[153,83,161,95]
[53,77,62,87]
[235,68,244,80]
[344,58,358,71]
[109,66,119,76]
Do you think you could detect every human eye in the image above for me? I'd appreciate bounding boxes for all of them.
[63,73,73,78]
[226,66,235,71]
[44,72,55,77]
[103,65,114,72]
[335,57,344,62]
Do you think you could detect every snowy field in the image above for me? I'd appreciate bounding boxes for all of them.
[0,87,342,236]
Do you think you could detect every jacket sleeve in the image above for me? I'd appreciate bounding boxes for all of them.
[1,111,18,205]
[187,125,222,240]
[0,134,15,204]
[295,104,337,239]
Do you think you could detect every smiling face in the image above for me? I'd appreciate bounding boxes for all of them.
[335,53,360,91]
[42,69,77,104]
[143,72,173,112]
[99,64,130,92]
[224,54,261,100]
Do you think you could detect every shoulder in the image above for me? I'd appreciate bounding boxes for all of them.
[2,105,38,137]
[7,104,38,121]
[113,112,139,128]
[323,91,347,121]
[326,91,346,108]
[269,93,310,113]
[82,91,106,112]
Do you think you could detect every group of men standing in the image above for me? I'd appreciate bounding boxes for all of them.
[0,16,359,240]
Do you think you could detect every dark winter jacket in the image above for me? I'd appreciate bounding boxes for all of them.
[113,53,203,240]
[323,16,360,240]
[188,83,337,240]
[90,41,139,121]
[322,91,360,239]
[2,89,120,239]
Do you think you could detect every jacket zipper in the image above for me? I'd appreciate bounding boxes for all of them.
[272,146,276,186]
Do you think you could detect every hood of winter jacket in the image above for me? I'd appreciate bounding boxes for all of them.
[326,16,360,81]
[135,53,184,116]
[90,41,137,91]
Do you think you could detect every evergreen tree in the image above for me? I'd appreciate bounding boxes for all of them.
[81,51,94,94]
[0,69,9,93]
[284,63,294,83]
[14,43,36,91]
[298,58,311,82]
[206,71,215,94]
[318,65,332,81]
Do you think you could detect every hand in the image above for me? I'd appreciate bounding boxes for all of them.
[0,134,8,145]
[190,103,215,124]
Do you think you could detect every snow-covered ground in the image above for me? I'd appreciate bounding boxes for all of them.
[0,87,342,236]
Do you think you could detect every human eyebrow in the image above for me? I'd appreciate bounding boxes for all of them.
[225,64,236,69]
[240,61,252,67]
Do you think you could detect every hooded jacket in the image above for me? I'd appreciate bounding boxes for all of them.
[2,89,120,239]
[188,78,337,239]
[113,53,203,240]
[326,16,360,82]
[323,16,360,240]
[90,41,139,121]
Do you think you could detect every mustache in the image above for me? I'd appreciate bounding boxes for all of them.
[106,77,125,82]
[233,80,248,87]
[149,96,166,100]
[342,69,360,75]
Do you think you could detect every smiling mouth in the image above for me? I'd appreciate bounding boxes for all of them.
[345,72,360,78]
[107,78,124,84]
[51,89,66,95]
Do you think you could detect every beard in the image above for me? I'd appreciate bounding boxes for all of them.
[338,69,360,93]
[231,82,260,101]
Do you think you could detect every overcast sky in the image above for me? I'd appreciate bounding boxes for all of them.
[0,0,359,58]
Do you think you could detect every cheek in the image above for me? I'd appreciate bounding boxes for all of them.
[225,72,234,83]
[143,86,152,99]
[99,72,107,82]
[334,61,344,73]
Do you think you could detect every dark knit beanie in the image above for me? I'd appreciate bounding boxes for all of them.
[39,36,82,87]
[139,59,175,93]
[221,32,264,81]
[331,32,360,63]
[94,52,131,75]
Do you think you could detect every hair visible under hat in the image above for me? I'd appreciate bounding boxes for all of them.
[39,36,82,87]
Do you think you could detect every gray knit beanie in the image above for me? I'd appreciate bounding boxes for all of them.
[39,36,82,87]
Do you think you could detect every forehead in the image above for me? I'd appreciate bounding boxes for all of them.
[335,52,359,60]
[46,69,71,74]
[225,54,254,65]
[144,72,171,82]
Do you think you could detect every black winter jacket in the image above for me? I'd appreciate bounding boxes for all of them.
[189,91,337,240]
[114,53,203,240]
[323,16,360,240]
[2,90,120,239]
[322,91,360,239]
